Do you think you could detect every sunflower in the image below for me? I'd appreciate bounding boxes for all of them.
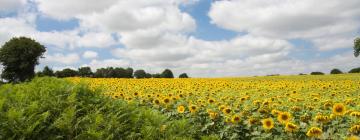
[350,111,360,118]
[177,105,185,113]
[261,118,274,130]
[153,99,160,105]
[315,115,331,123]
[332,103,346,116]
[231,115,241,123]
[306,127,323,138]
[209,112,218,120]
[277,112,291,124]
[189,105,197,113]
[222,107,232,115]
[285,122,298,132]
[248,118,258,125]
[347,135,360,140]
[163,98,171,104]
[349,125,360,134]
[271,109,281,116]
[208,99,215,104]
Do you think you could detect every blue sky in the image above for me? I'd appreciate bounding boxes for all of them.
[0,0,360,77]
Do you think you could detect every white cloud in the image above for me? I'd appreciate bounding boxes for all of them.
[209,0,360,50]
[43,53,80,65]
[82,51,98,59]
[0,0,26,12]
[88,59,131,70]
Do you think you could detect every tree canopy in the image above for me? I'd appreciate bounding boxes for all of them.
[161,69,174,78]
[0,37,46,83]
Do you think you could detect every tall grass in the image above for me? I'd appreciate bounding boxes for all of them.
[0,77,201,140]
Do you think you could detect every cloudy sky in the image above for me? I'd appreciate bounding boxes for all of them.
[0,0,360,77]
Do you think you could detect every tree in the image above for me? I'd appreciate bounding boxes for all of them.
[145,73,152,78]
[126,67,134,78]
[349,67,360,73]
[179,73,189,78]
[0,37,46,83]
[55,68,78,78]
[152,73,161,78]
[134,70,146,79]
[310,72,324,75]
[42,66,54,77]
[330,68,343,74]
[161,69,174,78]
[354,37,360,57]
[78,67,93,77]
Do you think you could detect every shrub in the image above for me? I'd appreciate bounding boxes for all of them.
[330,68,343,74]
[349,67,360,73]
[310,72,325,75]
[179,73,189,78]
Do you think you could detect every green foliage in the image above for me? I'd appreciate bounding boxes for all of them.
[161,69,174,78]
[0,77,197,139]
[55,68,78,78]
[94,67,133,78]
[354,37,360,57]
[78,67,93,77]
[38,66,55,77]
[330,68,343,74]
[134,70,146,79]
[179,73,189,78]
[349,67,360,73]
[0,37,46,83]
[310,72,324,75]
[152,73,161,78]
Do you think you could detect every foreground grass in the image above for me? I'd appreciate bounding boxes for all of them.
[0,77,214,140]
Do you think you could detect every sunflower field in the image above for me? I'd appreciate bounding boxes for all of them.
[68,74,360,139]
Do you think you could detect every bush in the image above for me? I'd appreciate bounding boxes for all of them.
[349,67,360,73]
[179,73,189,78]
[310,72,325,75]
[330,68,343,74]
[0,77,196,139]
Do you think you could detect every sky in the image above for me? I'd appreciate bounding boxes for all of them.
[0,0,360,77]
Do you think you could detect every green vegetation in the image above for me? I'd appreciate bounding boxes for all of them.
[0,77,202,140]
[0,37,46,83]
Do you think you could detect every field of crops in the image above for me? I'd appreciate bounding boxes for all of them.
[69,74,360,139]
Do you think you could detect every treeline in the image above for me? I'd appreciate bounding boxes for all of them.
[306,67,360,75]
[36,66,190,79]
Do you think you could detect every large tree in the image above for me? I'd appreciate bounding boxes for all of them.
[78,67,93,77]
[0,37,46,83]
[161,69,174,78]
[179,73,189,78]
[355,37,360,57]
[134,69,146,79]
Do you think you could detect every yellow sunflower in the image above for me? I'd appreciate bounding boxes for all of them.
[285,122,298,133]
[177,105,185,113]
[332,103,346,116]
[349,125,360,134]
[306,127,323,138]
[277,112,291,124]
[261,118,274,130]
[189,105,197,113]
[347,135,360,140]
[231,115,241,123]
[222,107,232,115]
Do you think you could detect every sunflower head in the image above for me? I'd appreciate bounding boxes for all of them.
[285,122,298,133]
[153,99,160,105]
[332,103,346,116]
[177,105,185,113]
[189,105,197,113]
[277,112,291,124]
[222,107,232,115]
[306,127,323,138]
[231,115,241,123]
[163,98,171,104]
[349,125,360,134]
[261,118,274,130]
[347,135,360,140]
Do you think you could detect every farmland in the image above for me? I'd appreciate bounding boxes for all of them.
[66,74,360,139]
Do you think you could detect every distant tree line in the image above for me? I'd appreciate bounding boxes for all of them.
[36,66,190,79]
